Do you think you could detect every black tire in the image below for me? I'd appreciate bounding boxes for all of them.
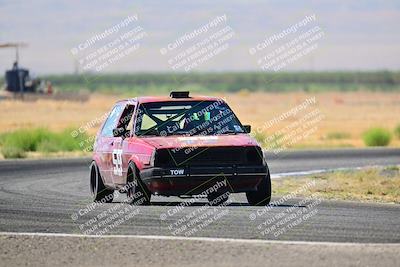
[207,191,230,206]
[90,162,114,203]
[126,162,151,205]
[246,171,272,206]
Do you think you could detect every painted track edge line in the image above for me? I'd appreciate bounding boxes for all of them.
[0,232,399,246]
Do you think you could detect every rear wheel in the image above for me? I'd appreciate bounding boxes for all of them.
[126,163,151,205]
[90,162,114,203]
[246,171,271,206]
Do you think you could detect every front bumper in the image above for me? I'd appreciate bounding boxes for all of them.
[140,165,268,196]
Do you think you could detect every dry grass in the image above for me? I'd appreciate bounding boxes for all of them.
[0,91,400,148]
[272,167,400,204]
[223,91,400,148]
[0,94,120,136]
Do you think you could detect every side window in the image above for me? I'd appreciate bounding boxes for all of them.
[101,105,124,137]
[126,109,136,133]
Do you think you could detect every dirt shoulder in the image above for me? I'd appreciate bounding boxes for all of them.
[272,166,400,204]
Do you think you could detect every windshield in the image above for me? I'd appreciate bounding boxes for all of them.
[134,100,245,136]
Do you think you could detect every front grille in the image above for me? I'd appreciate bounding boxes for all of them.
[155,146,263,167]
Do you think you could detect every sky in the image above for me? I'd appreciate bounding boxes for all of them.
[0,0,399,74]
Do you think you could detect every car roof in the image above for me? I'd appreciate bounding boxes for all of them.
[116,95,224,105]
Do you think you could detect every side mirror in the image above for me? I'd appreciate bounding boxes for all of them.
[113,127,125,137]
[243,125,251,133]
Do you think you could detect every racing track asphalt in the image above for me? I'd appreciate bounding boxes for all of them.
[0,147,399,243]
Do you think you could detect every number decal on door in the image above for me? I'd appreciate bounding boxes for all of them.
[112,149,123,176]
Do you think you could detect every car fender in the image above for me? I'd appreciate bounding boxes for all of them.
[92,154,102,167]
[127,154,144,171]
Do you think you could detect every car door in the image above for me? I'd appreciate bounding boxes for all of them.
[97,103,124,186]
[111,103,136,185]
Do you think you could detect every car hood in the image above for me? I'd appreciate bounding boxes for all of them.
[141,134,258,149]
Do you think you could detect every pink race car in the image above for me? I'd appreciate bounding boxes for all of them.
[90,91,271,205]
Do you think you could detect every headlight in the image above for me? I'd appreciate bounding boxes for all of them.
[246,146,263,164]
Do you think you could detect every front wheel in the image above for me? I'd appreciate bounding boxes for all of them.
[246,172,271,206]
[126,163,151,205]
[90,162,114,203]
